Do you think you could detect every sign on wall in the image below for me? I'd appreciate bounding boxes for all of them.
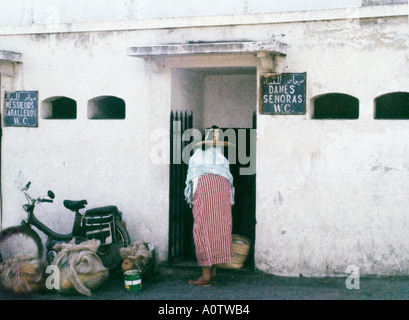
[3,91,38,127]
[260,73,306,115]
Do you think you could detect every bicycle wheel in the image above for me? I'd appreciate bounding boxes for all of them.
[0,226,43,264]
[97,220,130,271]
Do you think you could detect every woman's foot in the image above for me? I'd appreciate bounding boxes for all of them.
[189,266,212,286]
[188,277,212,287]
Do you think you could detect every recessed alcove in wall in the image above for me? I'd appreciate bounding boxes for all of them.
[375,92,409,119]
[41,96,77,119]
[87,95,126,119]
[312,93,359,119]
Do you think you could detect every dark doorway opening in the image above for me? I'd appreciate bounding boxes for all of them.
[168,111,256,269]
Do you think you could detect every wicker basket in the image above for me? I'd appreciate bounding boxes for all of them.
[217,234,251,269]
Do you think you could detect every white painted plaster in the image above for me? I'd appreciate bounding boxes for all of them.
[0,5,408,276]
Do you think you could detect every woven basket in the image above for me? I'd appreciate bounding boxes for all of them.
[217,234,251,269]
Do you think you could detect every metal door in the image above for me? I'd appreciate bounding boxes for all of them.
[168,110,194,262]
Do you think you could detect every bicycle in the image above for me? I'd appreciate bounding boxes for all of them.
[0,182,130,271]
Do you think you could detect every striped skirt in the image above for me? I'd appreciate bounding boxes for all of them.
[191,174,232,266]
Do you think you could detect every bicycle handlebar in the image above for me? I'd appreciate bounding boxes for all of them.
[23,181,31,191]
[21,182,54,204]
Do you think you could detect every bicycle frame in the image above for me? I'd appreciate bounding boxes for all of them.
[21,185,79,242]
[2,182,130,270]
[23,203,74,241]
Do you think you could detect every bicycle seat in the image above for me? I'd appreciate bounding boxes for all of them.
[85,205,119,215]
[63,200,88,212]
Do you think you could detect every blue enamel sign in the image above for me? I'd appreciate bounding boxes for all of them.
[4,91,38,127]
[260,73,306,115]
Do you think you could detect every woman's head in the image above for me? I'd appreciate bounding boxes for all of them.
[202,126,221,150]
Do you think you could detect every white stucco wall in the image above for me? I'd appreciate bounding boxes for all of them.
[0,29,172,260]
[0,4,408,276]
[203,74,256,129]
[255,13,409,276]
[171,69,204,130]
[0,0,364,26]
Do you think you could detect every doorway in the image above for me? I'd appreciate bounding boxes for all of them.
[168,67,257,269]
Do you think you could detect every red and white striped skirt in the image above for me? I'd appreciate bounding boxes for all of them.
[191,174,232,266]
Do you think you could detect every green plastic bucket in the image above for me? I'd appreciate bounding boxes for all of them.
[124,270,142,292]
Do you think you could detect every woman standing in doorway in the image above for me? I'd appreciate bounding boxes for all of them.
[184,126,234,286]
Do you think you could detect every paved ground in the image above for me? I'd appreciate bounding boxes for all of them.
[1,264,409,301]
[1,264,408,317]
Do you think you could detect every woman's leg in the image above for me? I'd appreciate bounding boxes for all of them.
[210,265,217,281]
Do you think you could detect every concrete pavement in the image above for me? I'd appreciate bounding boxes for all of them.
[1,263,409,301]
[1,264,409,319]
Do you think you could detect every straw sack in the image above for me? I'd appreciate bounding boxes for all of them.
[52,238,108,296]
[120,241,155,275]
[0,255,45,294]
